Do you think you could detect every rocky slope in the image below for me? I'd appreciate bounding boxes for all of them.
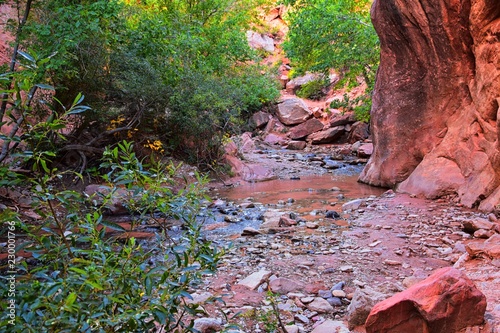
[360,0,500,212]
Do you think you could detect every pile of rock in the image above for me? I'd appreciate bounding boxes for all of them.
[250,97,371,156]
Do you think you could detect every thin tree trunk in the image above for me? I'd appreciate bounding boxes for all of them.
[0,0,34,163]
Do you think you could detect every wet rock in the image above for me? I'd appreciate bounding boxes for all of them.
[307,297,334,313]
[322,159,343,170]
[193,317,223,333]
[238,270,272,290]
[277,98,312,126]
[346,287,390,330]
[311,320,349,333]
[269,278,305,295]
[325,210,341,219]
[365,267,486,333]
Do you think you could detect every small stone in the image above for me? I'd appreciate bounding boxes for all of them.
[193,318,223,333]
[339,265,354,272]
[295,314,310,324]
[326,297,342,306]
[285,325,299,333]
[241,227,262,236]
[318,290,333,299]
[342,199,364,211]
[307,297,334,313]
[331,290,346,298]
[306,222,319,229]
[383,259,402,266]
[473,229,495,239]
[301,296,315,304]
[311,320,350,333]
[331,281,346,290]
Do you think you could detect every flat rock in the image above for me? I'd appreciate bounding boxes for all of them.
[342,199,364,211]
[307,126,345,144]
[311,320,349,333]
[463,218,496,233]
[237,270,272,290]
[307,297,334,313]
[269,277,305,295]
[365,267,486,333]
[289,118,324,139]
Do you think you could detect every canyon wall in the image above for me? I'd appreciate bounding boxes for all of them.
[359,0,500,211]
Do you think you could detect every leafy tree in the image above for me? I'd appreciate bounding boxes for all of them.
[282,0,379,121]
[3,0,280,168]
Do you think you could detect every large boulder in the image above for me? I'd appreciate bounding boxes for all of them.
[289,118,324,139]
[365,267,486,333]
[276,98,312,125]
[307,126,345,144]
[359,0,500,210]
[246,31,274,53]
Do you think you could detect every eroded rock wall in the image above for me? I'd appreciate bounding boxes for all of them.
[359,0,500,211]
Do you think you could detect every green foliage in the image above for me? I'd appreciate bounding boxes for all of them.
[0,62,222,332]
[0,140,221,332]
[283,0,379,83]
[330,93,371,123]
[9,0,280,167]
[295,77,329,100]
[283,0,379,121]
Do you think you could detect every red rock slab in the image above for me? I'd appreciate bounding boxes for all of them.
[365,267,486,333]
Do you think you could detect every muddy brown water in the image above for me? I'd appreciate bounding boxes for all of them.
[217,173,386,207]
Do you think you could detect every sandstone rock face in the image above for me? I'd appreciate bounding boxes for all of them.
[276,98,312,125]
[360,0,500,210]
[365,267,487,333]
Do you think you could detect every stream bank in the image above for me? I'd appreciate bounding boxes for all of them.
[187,140,500,333]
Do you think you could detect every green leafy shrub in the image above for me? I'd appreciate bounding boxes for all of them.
[296,78,329,100]
[283,0,379,121]
[0,141,222,332]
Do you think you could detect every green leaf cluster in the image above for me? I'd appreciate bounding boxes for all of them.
[282,0,379,122]
[0,140,223,332]
[11,0,281,167]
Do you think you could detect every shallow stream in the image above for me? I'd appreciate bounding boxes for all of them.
[203,165,387,239]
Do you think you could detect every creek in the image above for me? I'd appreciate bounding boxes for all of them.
[202,165,386,239]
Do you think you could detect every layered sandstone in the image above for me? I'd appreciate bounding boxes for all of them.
[359,0,500,210]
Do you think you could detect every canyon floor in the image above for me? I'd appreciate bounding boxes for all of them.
[187,139,500,333]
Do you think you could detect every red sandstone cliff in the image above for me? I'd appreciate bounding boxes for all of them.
[359,0,500,211]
